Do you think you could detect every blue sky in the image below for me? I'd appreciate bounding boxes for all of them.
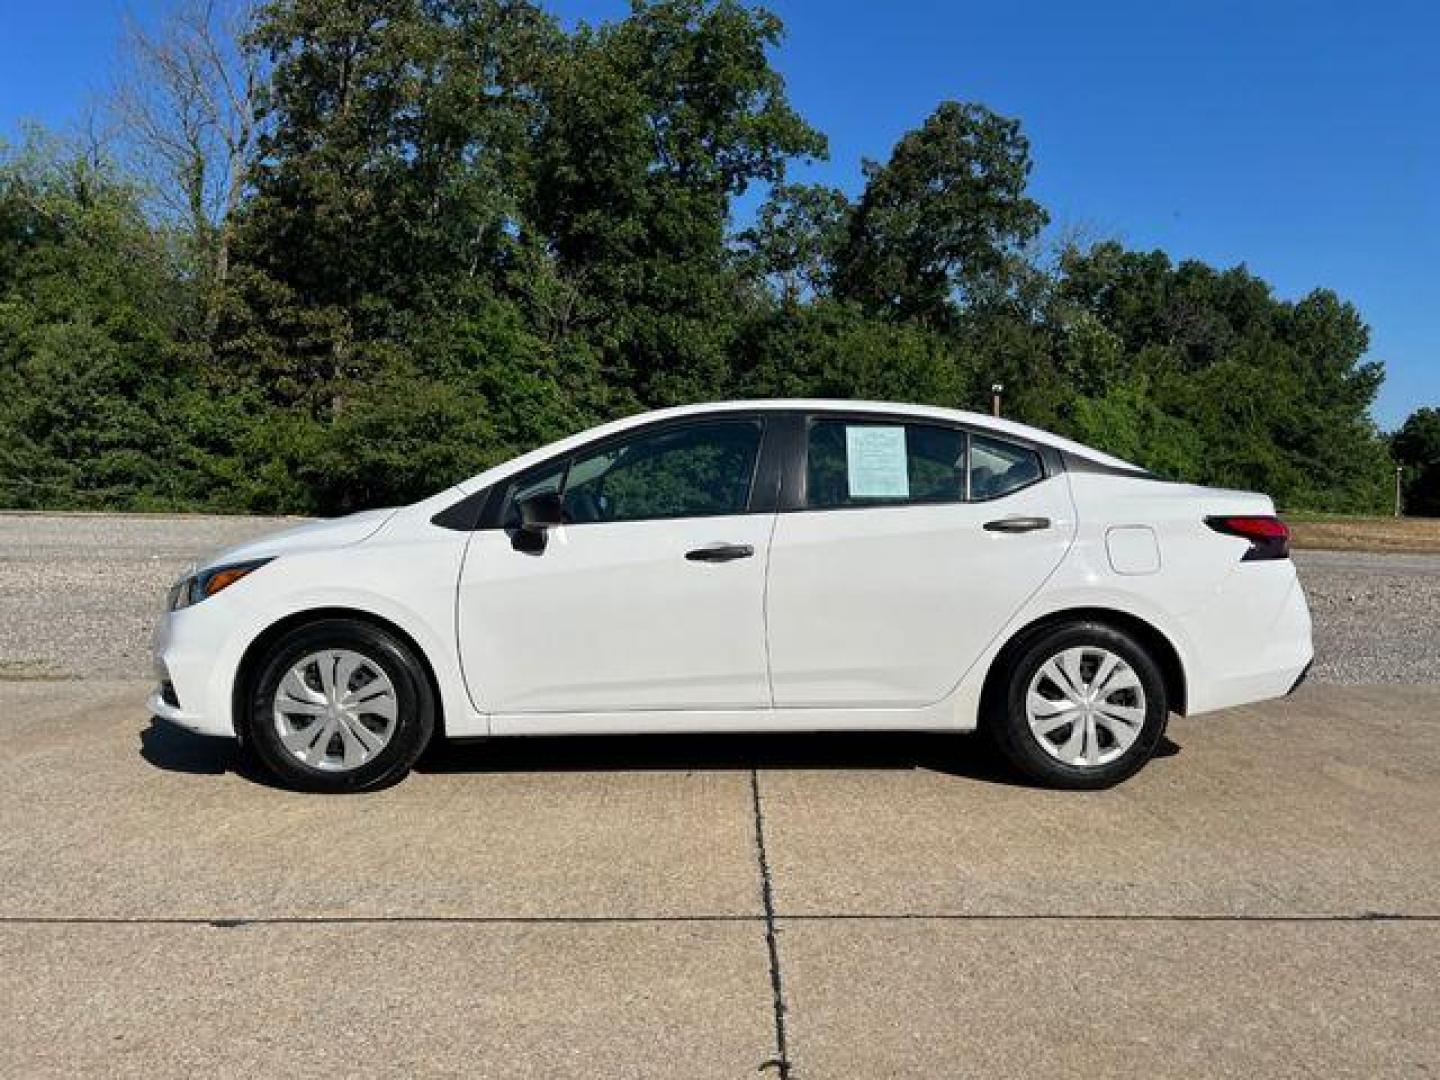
[2,0,1435,428]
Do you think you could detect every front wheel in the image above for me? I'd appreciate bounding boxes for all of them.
[989,622,1168,789]
[246,619,435,793]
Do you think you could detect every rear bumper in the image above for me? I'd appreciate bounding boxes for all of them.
[1183,564,1314,716]
[1287,658,1314,695]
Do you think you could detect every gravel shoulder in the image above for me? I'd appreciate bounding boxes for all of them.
[1296,550,1440,684]
[0,513,297,680]
[0,513,1436,684]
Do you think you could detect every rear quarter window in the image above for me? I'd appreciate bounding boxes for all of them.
[969,435,1044,500]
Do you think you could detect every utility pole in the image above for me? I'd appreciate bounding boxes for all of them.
[991,383,1004,418]
[1395,465,1404,518]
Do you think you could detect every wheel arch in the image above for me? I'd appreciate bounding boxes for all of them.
[231,607,446,743]
[978,606,1188,725]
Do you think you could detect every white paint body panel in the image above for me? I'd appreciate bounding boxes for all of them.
[148,399,1313,743]
[458,514,775,712]
[150,487,486,738]
[766,476,1076,707]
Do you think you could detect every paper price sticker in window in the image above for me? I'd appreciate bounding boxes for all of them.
[845,425,909,499]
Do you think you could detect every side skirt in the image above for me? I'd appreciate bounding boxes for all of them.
[484,698,972,738]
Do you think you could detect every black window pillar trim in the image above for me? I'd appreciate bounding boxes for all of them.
[771,411,810,514]
[430,486,491,531]
[747,413,791,515]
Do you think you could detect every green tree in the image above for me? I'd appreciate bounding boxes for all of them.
[1068,382,1203,480]
[0,135,196,509]
[834,102,1047,327]
[0,3,1403,519]
[1393,406,1440,465]
[738,181,849,306]
[528,0,825,404]
[243,0,557,316]
[1393,407,1440,515]
[734,299,979,405]
[208,0,606,511]
[1052,242,1390,511]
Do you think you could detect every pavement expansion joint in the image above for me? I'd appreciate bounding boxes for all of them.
[749,768,793,1080]
[0,912,1435,927]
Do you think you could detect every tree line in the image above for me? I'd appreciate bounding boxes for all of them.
[0,0,1425,516]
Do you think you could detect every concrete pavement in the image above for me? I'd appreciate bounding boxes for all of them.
[760,683,1440,917]
[1,680,1438,1076]
[780,919,1438,1079]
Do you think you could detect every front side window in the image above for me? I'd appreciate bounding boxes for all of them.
[502,419,764,527]
[806,420,968,509]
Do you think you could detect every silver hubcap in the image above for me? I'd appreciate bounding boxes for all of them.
[1025,646,1147,768]
[273,650,399,772]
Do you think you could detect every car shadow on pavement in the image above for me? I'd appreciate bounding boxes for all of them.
[140,716,1181,791]
[419,730,1182,789]
[139,718,263,782]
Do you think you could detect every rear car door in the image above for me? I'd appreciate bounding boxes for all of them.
[766,414,1077,708]
[458,415,777,714]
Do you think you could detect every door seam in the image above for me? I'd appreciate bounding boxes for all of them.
[761,511,781,707]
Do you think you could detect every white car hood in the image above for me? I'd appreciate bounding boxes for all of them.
[198,508,398,571]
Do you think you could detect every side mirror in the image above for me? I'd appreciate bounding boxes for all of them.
[513,491,563,553]
[519,491,564,530]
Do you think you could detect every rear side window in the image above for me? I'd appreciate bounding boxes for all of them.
[804,420,1045,508]
[970,434,1043,500]
[806,421,967,509]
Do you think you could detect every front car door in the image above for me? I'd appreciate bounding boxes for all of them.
[766,413,1077,708]
[458,415,777,714]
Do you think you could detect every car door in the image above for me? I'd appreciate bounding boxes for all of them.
[766,415,1077,708]
[457,416,776,714]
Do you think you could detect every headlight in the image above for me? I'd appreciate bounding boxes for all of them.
[169,558,274,611]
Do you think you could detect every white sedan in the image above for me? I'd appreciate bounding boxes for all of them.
[150,400,1313,792]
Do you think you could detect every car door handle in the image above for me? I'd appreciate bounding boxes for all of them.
[983,516,1051,534]
[685,543,755,563]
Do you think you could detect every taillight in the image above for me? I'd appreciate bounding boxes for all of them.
[1204,515,1290,561]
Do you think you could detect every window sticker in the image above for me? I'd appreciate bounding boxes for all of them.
[845,425,909,499]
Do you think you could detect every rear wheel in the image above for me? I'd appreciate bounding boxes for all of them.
[989,621,1168,789]
[246,619,435,793]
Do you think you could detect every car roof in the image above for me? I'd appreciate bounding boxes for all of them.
[453,399,1146,494]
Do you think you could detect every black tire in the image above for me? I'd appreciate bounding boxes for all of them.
[987,621,1168,790]
[245,618,435,793]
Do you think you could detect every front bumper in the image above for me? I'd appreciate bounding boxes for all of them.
[146,684,212,734]
[149,601,240,738]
